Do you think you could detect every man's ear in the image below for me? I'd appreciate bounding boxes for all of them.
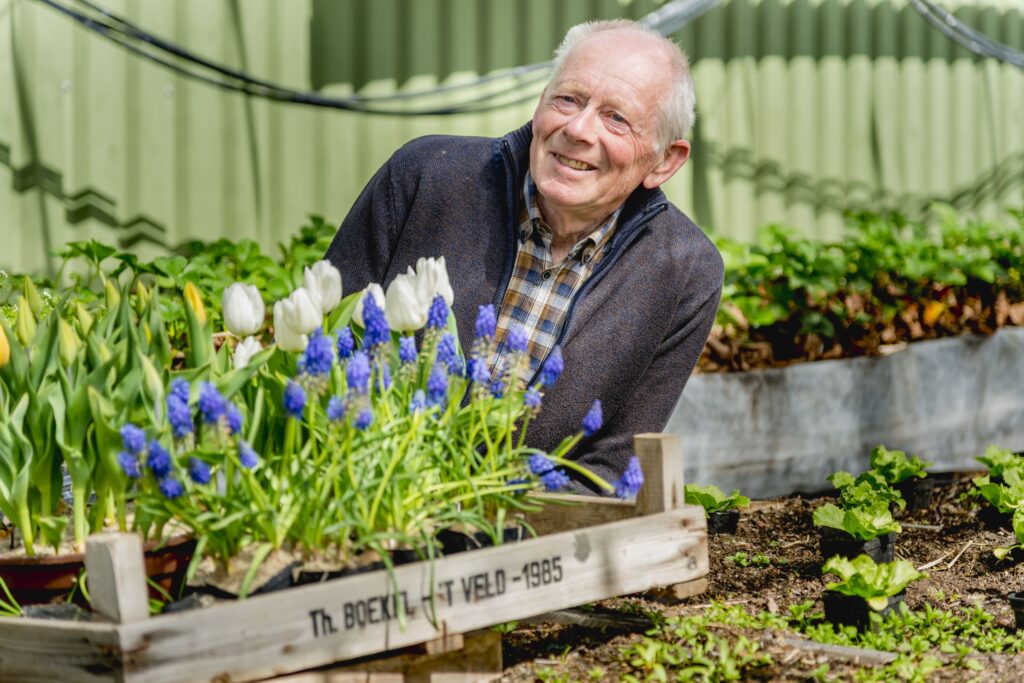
[642,139,691,189]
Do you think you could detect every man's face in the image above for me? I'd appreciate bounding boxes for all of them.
[529,31,679,226]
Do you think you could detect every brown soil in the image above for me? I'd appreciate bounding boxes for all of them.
[498,475,1024,681]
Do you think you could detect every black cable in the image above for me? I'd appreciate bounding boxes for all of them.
[73,0,555,104]
[910,0,1024,70]
[37,0,721,115]
[36,0,548,115]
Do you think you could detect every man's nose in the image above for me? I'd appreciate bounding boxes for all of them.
[563,106,599,145]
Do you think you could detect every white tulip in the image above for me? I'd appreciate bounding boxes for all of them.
[221,283,265,337]
[414,256,454,307]
[385,272,429,331]
[273,300,308,352]
[304,260,342,315]
[280,287,322,335]
[353,283,386,327]
[232,336,263,369]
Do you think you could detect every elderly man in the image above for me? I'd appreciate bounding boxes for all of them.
[326,19,723,492]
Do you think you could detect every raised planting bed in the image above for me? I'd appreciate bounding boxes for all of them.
[0,435,708,683]
[670,328,1024,498]
[497,470,1024,682]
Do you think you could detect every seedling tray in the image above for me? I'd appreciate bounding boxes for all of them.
[0,434,708,683]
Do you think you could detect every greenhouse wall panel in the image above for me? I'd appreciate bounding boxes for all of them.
[1,0,1023,275]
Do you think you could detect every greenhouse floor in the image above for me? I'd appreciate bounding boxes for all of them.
[498,474,1024,682]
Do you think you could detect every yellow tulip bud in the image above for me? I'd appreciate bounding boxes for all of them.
[57,317,80,366]
[143,321,152,346]
[183,282,207,326]
[0,324,10,369]
[75,302,94,337]
[22,276,44,317]
[15,296,36,346]
[140,354,164,401]
[97,342,112,363]
[136,281,150,315]
[104,279,121,309]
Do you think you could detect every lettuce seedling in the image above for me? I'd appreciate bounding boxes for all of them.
[828,470,905,510]
[972,469,1024,514]
[993,507,1024,560]
[869,445,932,485]
[813,501,901,541]
[684,483,750,515]
[822,554,926,610]
[977,445,1024,482]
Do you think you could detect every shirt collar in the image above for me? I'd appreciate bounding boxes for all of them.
[520,172,623,262]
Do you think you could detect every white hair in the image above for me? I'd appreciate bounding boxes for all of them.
[549,19,697,151]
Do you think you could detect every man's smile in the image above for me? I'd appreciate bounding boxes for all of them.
[554,153,596,172]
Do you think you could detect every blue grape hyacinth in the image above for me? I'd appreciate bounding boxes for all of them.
[147,439,172,479]
[283,380,307,419]
[362,294,391,348]
[355,407,373,431]
[198,382,227,424]
[299,327,335,376]
[159,476,185,499]
[582,399,603,437]
[540,468,570,492]
[347,351,371,394]
[167,394,193,439]
[120,424,146,455]
[475,304,496,339]
[615,456,645,499]
[427,295,449,329]
[225,404,243,436]
[188,457,212,485]
[524,386,542,411]
[169,378,190,404]
[410,389,427,413]
[426,363,448,407]
[399,336,418,364]
[326,396,346,422]
[507,325,528,354]
[118,451,142,479]
[528,453,554,475]
[336,326,355,360]
[538,346,564,387]
[437,333,458,372]
[238,440,259,469]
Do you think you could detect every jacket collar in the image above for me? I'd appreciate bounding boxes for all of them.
[497,122,669,241]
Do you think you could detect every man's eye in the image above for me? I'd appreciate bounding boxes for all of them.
[607,112,628,126]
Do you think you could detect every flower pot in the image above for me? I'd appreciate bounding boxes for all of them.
[707,510,740,535]
[1008,592,1024,630]
[196,559,299,600]
[0,534,195,607]
[818,528,895,563]
[895,477,936,513]
[823,590,904,631]
[978,505,1012,531]
[437,526,529,555]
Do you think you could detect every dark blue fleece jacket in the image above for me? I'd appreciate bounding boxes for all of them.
[325,123,723,493]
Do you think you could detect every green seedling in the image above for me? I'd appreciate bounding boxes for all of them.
[684,483,750,515]
[822,555,926,611]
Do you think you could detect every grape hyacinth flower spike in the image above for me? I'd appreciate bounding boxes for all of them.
[336,325,355,360]
[614,456,645,499]
[238,440,259,469]
[475,304,496,339]
[426,294,449,330]
[298,327,335,377]
[582,399,603,437]
[198,382,227,425]
[120,424,146,455]
[538,346,564,387]
[147,439,173,479]
[283,380,307,419]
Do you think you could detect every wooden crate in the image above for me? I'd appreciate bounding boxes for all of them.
[0,434,707,683]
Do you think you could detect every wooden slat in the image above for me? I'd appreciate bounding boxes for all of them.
[85,532,150,624]
[525,433,685,534]
[0,618,121,683]
[116,507,707,683]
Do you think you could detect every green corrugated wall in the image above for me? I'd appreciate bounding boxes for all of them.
[1,0,1023,276]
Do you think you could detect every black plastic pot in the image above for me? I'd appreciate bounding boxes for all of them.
[823,590,904,630]
[1008,592,1024,630]
[707,510,740,535]
[295,559,387,586]
[895,477,936,513]
[978,505,1013,531]
[818,528,896,563]
[197,560,299,599]
[436,526,529,555]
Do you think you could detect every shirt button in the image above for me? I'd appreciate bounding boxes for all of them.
[542,270,553,280]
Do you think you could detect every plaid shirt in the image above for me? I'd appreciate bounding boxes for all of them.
[493,172,622,381]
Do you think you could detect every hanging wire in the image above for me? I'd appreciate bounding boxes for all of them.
[34,0,721,115]
[910,0,1024,70]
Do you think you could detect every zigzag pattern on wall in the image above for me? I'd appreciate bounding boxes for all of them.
[0,138,169,251]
